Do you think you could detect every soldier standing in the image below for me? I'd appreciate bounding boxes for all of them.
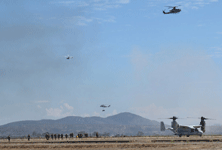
[85,133,88,138]
[45,134,50,140]
[70,133,73,138]
[65,134,68,139]
[58,134,60,139]
[78,134,83,138]
[54,134,57,140]
[7,135,10,142]
[61,134,63,139]
[51,134,53,140]
[28,134,30,141]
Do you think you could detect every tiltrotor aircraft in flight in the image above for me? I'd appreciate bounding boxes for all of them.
[163,6,181,14]
[160,116,214,137]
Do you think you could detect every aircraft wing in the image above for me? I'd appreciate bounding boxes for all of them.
[166,127,174,130]
[179,125,201,128]
[179,125,190,128]
[193,125,202,128]
[166,127,177,134]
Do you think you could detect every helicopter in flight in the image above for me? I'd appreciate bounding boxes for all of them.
[65,55,73,60]
[163,5,181,14]
[160,116,214,137]
[100,105,111,108]
[100,105,111,112]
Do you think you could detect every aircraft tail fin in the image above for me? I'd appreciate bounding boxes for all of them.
[160,121,165,131]
[163,11,166,14]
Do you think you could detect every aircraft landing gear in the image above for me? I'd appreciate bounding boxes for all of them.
[187,135,189,137]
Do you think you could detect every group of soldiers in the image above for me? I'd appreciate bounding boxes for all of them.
[45,133,92,140]
[45,133,69,140]
[7,132,99,142]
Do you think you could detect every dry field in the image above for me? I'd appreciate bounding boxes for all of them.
[1,136,222,150]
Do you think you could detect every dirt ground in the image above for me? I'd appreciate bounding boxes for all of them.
[1,135,222,150]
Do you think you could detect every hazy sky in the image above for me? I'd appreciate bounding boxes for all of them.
[0,0,222,125]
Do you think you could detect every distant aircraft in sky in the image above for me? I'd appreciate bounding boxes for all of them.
[163,6,181,14]
[100,105,111,108]
[100,105,111,112]
[65,55,73,60]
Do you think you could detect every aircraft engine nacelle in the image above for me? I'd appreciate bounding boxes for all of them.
[200,120,206,133]
[201,126,205,133]
[171,121,179,130]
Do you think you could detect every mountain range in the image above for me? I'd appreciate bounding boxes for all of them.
[0,112,168,137]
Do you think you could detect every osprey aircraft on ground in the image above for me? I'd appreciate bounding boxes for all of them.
[163,6,181,14]
[160,116,214,137]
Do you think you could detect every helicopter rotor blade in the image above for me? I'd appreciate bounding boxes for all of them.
[165,5,181,8]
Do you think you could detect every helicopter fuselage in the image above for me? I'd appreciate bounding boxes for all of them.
[163,9,181,14]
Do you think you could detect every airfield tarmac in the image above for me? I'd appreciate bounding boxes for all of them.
[1,136,222,150]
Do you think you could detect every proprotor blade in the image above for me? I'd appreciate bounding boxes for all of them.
[158,116,179,120]
[198,116,215,120]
